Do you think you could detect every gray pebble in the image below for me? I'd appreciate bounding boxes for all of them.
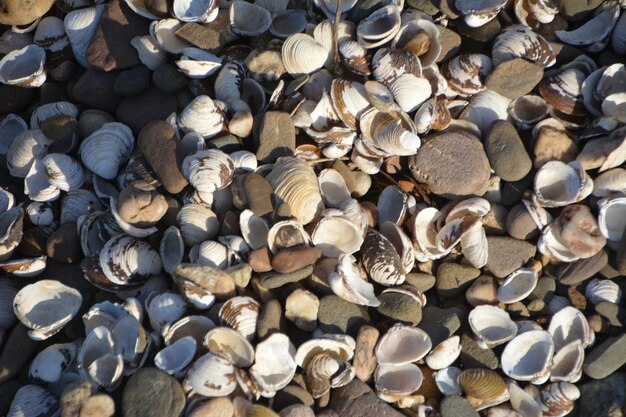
[254,112,295,164]
[318,295,370,336]
[122,368,185,417]
[595,302,626,327]
[330,380,404,417]
[436,263,481,298]
[577,373,626,417]
[485,236,536,278]
[440,395,480,417]
[376,292,422,325]
[485,121,533,182]
[485,59,545,100]
[257,299,284,340]
[405,272,436,293]
[459,333,499,370]
[557,250,608,285]
[114,65,151,96]
[418,306,462,346]
[274,385,315,409]
[529,276,556,303]
[260,266,314,289]
[506,203,539,240]
[584,334,626,379]
[152,63,187,93]
[0,324,39,384]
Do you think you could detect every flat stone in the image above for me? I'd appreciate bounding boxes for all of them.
[557,250,608,285]
[116,87,178,134]
[533,126,578,169]
[440,395,480,417]
[153,63,188,93]
[459,333,499,370]
[174,11,236,54]
[117,181,167,227]
[274,385,315,410]
[584,334,626,379]
[188,398,233,417]
[418,307,462,346]
[353,325,379,382]
[254,112,295,164]
[46,222,82,263]
[243,173,274,217]
[73,69,122,113]
[260,265,314,289]
[60,381,93,417]
[485,59,545,99]
[465,275,498,306]
[506,203,539,240]
[595,302,626,327]
[79,394,115,417]
[280,405,315,417]
[137,120,188,194]
[114,65,152,96]
[485,236,536,278]
[0,0,55,25]
[0,324,39,383]
[122,368,185,417]
[272,246,322,274]
[249,246,273,273]
[376,292,422,325]
[330,380,405,417]
[405,272,436,293]
[436,26,461,63]
[0,85,36,116]
[87,0,150,71]
[318,295,370,336]
[577,373,626,417]
[436,263,481,298]
[257,298,284,340]
[485,121,533,182]
[409,131,491,199]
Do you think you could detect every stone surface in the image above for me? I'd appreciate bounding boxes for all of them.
[584,334,626,379]
[353,325,379,382]
[465,275,498,306]
[78,109,115,139]
[114,65,152,96]
[436,26,462,63]
[152,63,188,93]
[272,246,322,274]
[436,263,481,298]
[274,385,315,410]
[409,131,491,198]
[559,0,605,20]
[260,265,314,289]
[249,246,273,273]
[485,236,536,278]
[174,11,236,53]
[137,120,188,194]
[226,263,252,287]
[376,292,422,325]
[485,59,544,99]
[440,395,480,417]
[122,368,185,417]
[243,173,274,218]
[557,250,608,285]
[117,181,167,227]
[330,380,405,417]
[0,0,55,25]
[116,87,178,134]
[73,69,122,113]
[79,394,115,417]
[595,302,626,327]
[457,18,501,42]
[254,112,296,163]
[482,203,507,235]
[280,405,315,417]
[331,160,371,197]
[405,272,436,293]
[529,276,556,303]
[577,373,626,417]
[0,85,36,116]
[485,121,533,182]
[60,381,93,417]
[459,333,498,370]
[285,288,319,331]
[318,295,371,336]
[188,398,233,417]
[87,0,150,71]
[0,324,39,383]
[418,307,462,346]
[46,222,82,263]
[506,203,539,240]
[257,298,284,339]
[617,228,626,275]
[533,126,578,169]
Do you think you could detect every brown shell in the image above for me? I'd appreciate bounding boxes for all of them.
[538,68,587,115]
[360,229,405,286]
[458,368,507,400]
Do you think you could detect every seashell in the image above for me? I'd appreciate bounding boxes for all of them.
[550,340,584,383]
[7,385,59,417]
[0,114,28,155]
[598,195,626,241]
[552,204,606,259]
[230,150,258,173]
[219,296,260,341]
[508,95,549,130]
[175,47,222,79]
[356,5,401,49]
[178,95,227,139]
[502,330,554,384]
[24,159,61,202]
[250,333,297,395]
[155,336,196,376]
[459,89,511,136]
[173,263,235,309]
[64,5,105,68]
[28,341,77,383]
[0,188,14,215]
[434,366,463,396]
[150,18,189,54]
[412,207,448,261]
[498,268,539,304]
[539,66,587,116]
[14,279,82,340]
[455,0,507,27]
[186,352,237,396]
[576,129,626,172]
[330,79,370,131]
[270,9,307,39]
[534,161,592,207]
[34,16,69,55]
[160,226,184,274]
[318,168,351,208]
[537,224,578,263]
[61,189,102,225]
[372,48,422,87]
[468,305,517,349]
[540,382,580,417]
[173,0,219,23]
[339,40,371,76]
[593,168,626,197]
[305,352,341,398]
[361,229,405,286]
[0,278,17,329]
[314,0,358,19]
[376,324,431,365]
[458,368,507,405]
[0,44,46,87]
[389,73,431,113]
[230,1,272,37]
[442,54,492,99]
[328,253,379,307]
[162,315,216,347]
[0,208,23,262]
[492,25,555,68]
[146,291,187,334]
[111,314,148,367]
[7,129,52,178]
[177,203,219,246]
[281,33,328,76]
[79,210,121,257]
[507,381,542,417]
[42,153,84,191]
[375,363,423,402]
[239,210,270,251]
[204,326,254,367]
[192,240,232,269]
[79,122,134,180]
[556,6,619,53]
[585,278,621,305]
[214,61,245,103]
[377,185,409,226]
[392,19,441,68]
[99,235,162,287]
[414,96,451,134]
[548,306,593,350]
[312,215,363,257]
[0,255,46,277]
[313,20,356,68]
[359,107,420,156]
[425,336,461,370]
[379,221,414,274]
[182,149,235,194]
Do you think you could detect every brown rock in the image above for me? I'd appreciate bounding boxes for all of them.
[117,181,167,227]
[18,226,53,256]
[272,246,322,274]
[60,381,93,417]
[533,126,578,169]
[465,275,498,306]
[353,325,379,382]
[557,250,608,285]
[137,120,188,194]
[485,59,545,99]
[249,246,272,273]
[416,366,441,400]
[87,0,150,71]
[485,236,536,278]
[46,222,82,263]
[257,298,284,339]
[0,0,55,25]
[73,69,122,114]
[506,204,539,240]
[436,26,462,63]
[243,173,274,218]
[285,288,319,331]
[0,324,39,383]
[254,112,295,163]
[174,10,236,54]
[116,87,179,134]
[79,394,115,417]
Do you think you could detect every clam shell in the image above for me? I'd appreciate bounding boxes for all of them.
[552,204,605,259]
[178,95,227,139]
[389,73,432,113]
[193,240,232,269]
[130,35,166,70]
[42,153,84,191]
[0,255,46,277]
[0,278,17,329]
[576,129,626,172]
[425,336,461,370]
[0,208,23,262]
[379,221,414,274]
[99,235,162,287]
[392,18,441,68]
[507,381,542,417]
[585,278,621,305]
[434,366,463,396]
[0,44,46,87]
[548,306,593,350]
[534,161,592,207]
[186,352,237,396]
[6,129,52,178]
[539,66,587,115]
[339,40,371,76]
[254,0,289,14]
[458,368,507,401]
[155,336,196,376]
[468,305,517,349]
[556,6,619,53]
[598,194,626,239]
[375,363,423,402]
[376,324,431,365]
[0,113,28,155]
[215,60,245,103]
[312,215,363,257]
[230,1,272,37]
[442,53,492,98]
[7,385,59,417]
[240,209,270,251]
[331,79,370,131]
[359,107,420,156]
[160,226,184,274]
[62,189,102,225]
[270,9,308,39]
[64,5,105,67]
[541,382,580,417]
[219,296,260,341]
[377,185,409,226]
[24,159,61,202]
[173,0,218,23]
[79,122,134,180]
[356,5,401,49]
[502,330,554,384]
[550,340,584,383]
[176,47,222,79]
[498,268,539,304]
[177,203,219,246]
[281,33,328,75]
[508,95,549,129]
[122,0,162,19]
[163,315,216,347]
[183,149,235,194]
[361,229,405,286]
[267,219,312,254]
[372,48,421,87]
[318,168,351,208]
[204,326,254,367]
[150,18,190,54]
[173,263,235,307]
[306,352,341,398]
[328,253,379,307]
[459,89,511,136]
[250,333,297,395]
[492,24,555,68]
[455,0,507,27]
[414,96,451,134]
[295,335,355,369]
[146,292,187,334]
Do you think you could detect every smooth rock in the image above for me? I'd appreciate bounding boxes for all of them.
[117,181,167,227]
[440,395,480,417]
[482,203,508,235]
[533,126,578,169]
[272,246,322,274]
[0,0,55,25]
[226,263,252,288]
[465,275,498,306]
[260,265,314,289]
[485,121,533,182]
[436,26,462,63]
[500,172,534,207]
[87,0,150,71]
[137,120,188,194]
[153,63,188,93]
[318,295,370,336]
[188,398,233,417]
[330,380,405,417]
[46,222,82,264]
[436,263,481,298]
[416,366,441,400]
[485,59,544,99]
[78,109,115,139]
[0,324,39,383]
[376,292,422,325]
[254,112,295,163]
[618,228,626,275]
[79,394,115,417]
[559,0,605,20]
[557,250,608,285]
[60,381,93,417]
[174,11,236,54]
[249,246,273,273]
[409,131,491,198]
[0,85,36,115]
[18,226,52,257]
[485,236,536,278]
[457,18,501,42]
[243,173,274,218]
[584,334,626,379]
[280,405,315,417]
[73,69,122,113]
[405,272,437,293]
[331,160,371,197]
[529,276,556,303]
[114,66,152,96]
[257,298,284,339]
[577,373,626,417]
[418,307,462,346]
[274,385,315,409]
[506,203,539,240]
[122,368,185,417]
[285,288,319,331]
[406,0,439,14]
[596,302,626,327]
[353,325,379,382]
[459,333,499,370]
[568,286,587,311]
[116,87,178,134]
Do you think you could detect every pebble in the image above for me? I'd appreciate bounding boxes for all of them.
[577,373,626,417]
[122,368,185,417]
[482,204,507,236]
[405,272,437,293]
[114,66,152,96]
[456,18,501,42]
[436,263,481,298]
[559,0,605,20]
[243,173,274,217]
[78,109,115,139]
[465,275,498,306]
[330,380,404,417]
[226,263,252,288]
[568,286,587,311]
[274,385,315,409]
[533,126,578,169]
[79,394,115,417]
[87,0,150,71]
[117,181,168,227]
[285,288,319,331]
[331,160,371,198]
[254,112,296,163]
[279,405,315,417]
[485,236,536,278]
[409,131,491,198]
[440,395,480,417]
[46,222,82,263]
[500,172,534,207]
[353,325,379,382]
[0,0,55,25]
[249,246,273,273]
[116,87,179,134]
[529,276,556,303]
[418,306,462,346]
[595,302,626,327]
[485,59,545,99]
[506,203,539,240]
[584,334,626,379]
[485,121,533,182]
[174,11,237,54]
[152,63,188,93]
[0,324,39,383]
[0,380,22,417]
[0,85,36,115]
[272,246,322,274]
[406,0,439,15]
[137,120,188,194]
[436,26,462,63]
[557,250,608,285]
[60,381,93,417]
[188,398,234,417]
[347,0,386,22]
[318,295,371,336]
[73,69,122,113]
[257,298,284,339]
[376,292,422,325]
[459,333,499,370]
[260,265,314,289]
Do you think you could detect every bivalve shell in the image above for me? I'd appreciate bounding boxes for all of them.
[540,382,580,417]
[455,0,507,28]
[229,1,272,37]
[372,48,421,87]
[146,292,187,333]
[469,305,517,348]
[182,149,235,194]
[176,47,222,79]
[555,6,619,53]
[425,336,461,370]
[155,336,196,376]
[64,6,105,68]
[374,363,423,402]
[550,340,584,383]
[29,342,78,383]
[502,330,554,384]
[186,352,237,396]
[281,33,328,75]
[548,306,593,350]
[249,333,297,395]
[204,326,254,367]
[492,25,555,68]
[0,208,23,262]
[173,0,218,23]
[312,215,363,257]
[7,385,59,417]
[78,122,134,180]
[356,5,401,49]
[498,268,539,304]
[177,203,219,246]
[458,368,507,403]
[585,278,621,305]
[0,44,46,87]
[361,229,405,286]
[376,324,431,365]
[534,161,592,207]
[178,95,227,139]
[6,129,52,178]
[99,235,162,287]
[328,254,379,307]
[219,296,260,341]
[42,153,84,191]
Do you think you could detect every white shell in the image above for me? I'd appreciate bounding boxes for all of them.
[502,330,554,384]
[219,296,260,341]
[42,153,85,191]
[0,255,46,277]
[425,336,461,370]
[177,203,219,246]
[186,352,237,396]
[389,73,432,113]
[534,161,592,207]
[229,1,272,36]
[318,168,351,208]
[460,89,511,136]
[79,122,134,180]
[312,215,363,257]
[239,209,270,251]
[507,381,542,417]
[375,363,423,402]
[468,305,517,348]
[392,18,441,68]
[155,336,196,376]
[376,324,431,365]
[328,254,379,307]
[150,19,190,55]
[6,129,52,178]
[29,342,78,383]
[178,95,227,139]
[492,24,555,68]
[540,382,580,417]
[282,33,328,75]
[160,226,184,274]
[147,292,187,333]
[598,195,626,241]
[550,340,584,383]
[78,326,124,389]
[548,306,593,350]
[204,326,254,367]
[0,44,46,87]
[176,47,222,79]
[214,61,244,103]
[357,5,401,49]
[0,208,23,262]
[182,149,235,194]
[24,159,61,202]
[250,333,297,395]
[455,0,507,27]
[173,0,219,23]
[130,35,166,70]
[497,268,539,304]
[162,314,216,347]
[585,278,622,305]
[7,385,59,417]
[359,107,421,156]
[593,168,626,197]
[434,366,463,396]
[0,113,28,155]
[99,235,162,287]
[62,189,102,225]
[295,336,355,369]
[64,5,106,68]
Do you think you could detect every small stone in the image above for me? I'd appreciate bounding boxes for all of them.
[73,69,122,113]
[456,17,501,42]
[249,247,273,273]
[527,299,546,315]
[246,50,287,82]
[533,126,578,169]
[122,368,185,417]
[485,59,544,99]
[79,394,115,417]
[243,173,274,217]
[482,203,508,235]
[406,0,438,14]
[137,120,188,194]
[18,226,52,256]
[584,334,626,379]
[272,246,322,274]
[46,222,82,263]
[577,373,626,417]
[78,109,115,139]
[559,0,605,20]
[436,26,461,63]
[567,286,587,311]
[0,0,55,25]
[507,301,530,318]
[500,172,534,207]
[116,87,178,134]
[618,229,626,275]
[485,121,533,182]
[318,295,371,336]
[260,265,314,289]
[376,292,423,325]
[353,325,379,382]
[274,385,315,409]
[226,263,252,287]
[506,203,539,240]
[418,306,462,346]
[459,333,499,370]
[331,160,371,197]
[0,85,36,115]
[117,181,167,227]
[557,250,608,285]
[465,275,498,306]
[596,302,626,327]
[152,63,188,93]
[114,65,152,96]
[188,398,234,417]
[174,11,236,53]
[257,298,284,339]
[529,276,556,303]
[87,0,150,71]
[485,236,536,278]
[285,288,319,331]
[0,324,39,383]
[254,112,295,163]
[405,272,436,293]
[409,131,491,199]
[279,405,315,417]
[440,395,480,417]
[330,380,405,417]
[436,263,481,298]
[60,381,93,417]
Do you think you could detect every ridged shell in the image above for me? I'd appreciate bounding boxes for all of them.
[374,363,423,402]
[328,253,379,307]
[177,203,219,246]
[64,5,105,67]
[492,25,555,68]
[99,235,162,287]
[42,153,84,191]
[460,89,511,136]
[7,385,59,417]
[178,95,227,138]
[62,189,102,225]
[576,129,626,172]
[539,66,587,115]
[219,296,260,341]
[0,44,46,87]
[372,48,421,87]
[458,368,507,400]
[6,129,52,178]
[0,208,23,262]
[147,292,187,332]
[356,5,401,49]
[330,79,370,131]
[376,324,431,365]
[0,113,28,155]
[339,40,370,76]
[502,330,554,384]
[392,19,441,68]
[186,352,237,396]
[229,1,272,37]
[541,382,580,417]
[359,107,420,156]
[361,229,405,286]
[585,278,622,305]
[24,159,60,202]
[79,122,134,180]
[389,73,432,113]
[249,333,297,395]
[281,33,328,75]
[173,263,235,308]
[182,149,235,194]
[469,305,517,348]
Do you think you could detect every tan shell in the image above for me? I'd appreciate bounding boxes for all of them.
[178,95,227,139]
[204,326,254,367]
[356,5,401,49]
[458,369,507,401]
[492,24,555,68]
[281,33,328,75]
[219,296,260,341]
[442,54,492,98]
[540,382,580,417]
[375,324,431,365]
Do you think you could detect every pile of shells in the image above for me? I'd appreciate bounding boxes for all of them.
[2,0,626,416]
